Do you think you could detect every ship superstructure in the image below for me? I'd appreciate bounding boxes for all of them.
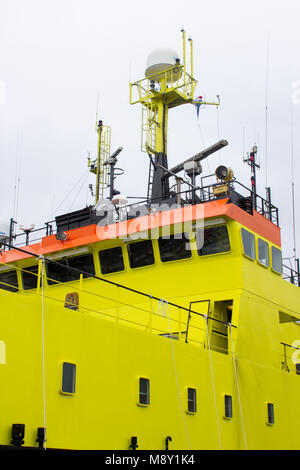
[0,30,299,450]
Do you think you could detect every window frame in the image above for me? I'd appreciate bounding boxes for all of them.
[196,224,231,258]
[271,246,282,275]
[138,377,150,406]
[61,362,76,395]
[46,252,95,286]
[187,387,197,414]
[158,233,192,263]
[99,246,125,275]
[0,268,19,292]
[224,394,233,419]
[257,238,270,268]
[127,240,155,270]
[266,402,274,425]
[21,264,41,290]
[241,228,256,260]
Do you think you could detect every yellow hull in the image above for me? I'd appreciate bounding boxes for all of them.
[0,213,299,450]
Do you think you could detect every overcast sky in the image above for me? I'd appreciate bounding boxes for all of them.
[0,0,299,261]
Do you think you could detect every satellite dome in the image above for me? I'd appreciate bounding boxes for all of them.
[145,48,181,82]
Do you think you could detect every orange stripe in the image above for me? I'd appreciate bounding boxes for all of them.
[0,199,281,263]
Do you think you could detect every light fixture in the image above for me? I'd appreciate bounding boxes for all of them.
[55,231,68,241]
[215,165,234,182]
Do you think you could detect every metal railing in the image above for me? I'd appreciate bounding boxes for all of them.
[130,64,197,106]
[283,261,300,287]
[0,243,236,354]
[1,221,55,252]
[281,342,300,374]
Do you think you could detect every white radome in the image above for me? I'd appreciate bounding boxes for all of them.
[145,48,181,82]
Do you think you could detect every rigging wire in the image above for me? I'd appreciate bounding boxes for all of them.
[229,324,248,450]
[39,256,47,450]
[196,117,211,175]
[265,33,270,189]
[165,300,192,450]
[290,101,297,268]
[13,131,22,221]
[53,169,89,214]
[68,171,90,212]
[205,315,222,449]
[216,106,221,165]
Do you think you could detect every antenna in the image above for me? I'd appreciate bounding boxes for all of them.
[291,100,298,271]
[243,145,260,211]
[103,147,124,201]
[88,119,111,204]
[265,33,270,190]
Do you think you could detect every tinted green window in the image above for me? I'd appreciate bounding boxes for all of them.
[271,246,282,274]
[127,240,154,268]
[99,247,124,274]
[139,377,150,405]
[197,226,230,256]
[62,362,76,394]
[187,388,197,413]
[258,239,269,267]
[241,228,256,259]
[47,254,95,285]
[0,270,18,292]
[22,265,40,290]
[158,234,191,262]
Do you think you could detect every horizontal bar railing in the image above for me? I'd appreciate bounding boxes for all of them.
[0,242,236,354]
[281,342,300,374]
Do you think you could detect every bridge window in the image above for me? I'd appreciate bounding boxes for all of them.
[99,247,124,274]
[258,239,269,267]
[139,377,150,405]
[0,269,18,292]
[187,388,197,413]
[271,246,282,274]
[62,362,76,394]
[241,228,256,259]
[47,254,95,285]
[197,225,230,256]
[158,234,191,262]
[127,240,154,268]
[22,265,40,290]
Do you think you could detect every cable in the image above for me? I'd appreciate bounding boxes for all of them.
[54,170,89,214]
[68,172,90,212]
[265,33,270,189]
[291,101,297,268]
[166,300,192,450]
[205,315,222,449]
[13,131,22,221]
[229,324,247,450]
[39,256,47,450]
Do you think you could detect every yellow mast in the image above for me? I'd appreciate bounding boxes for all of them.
[130,28,196,157]
[88,119,111,204]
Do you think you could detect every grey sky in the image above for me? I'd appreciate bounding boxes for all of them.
[0,0,299,261]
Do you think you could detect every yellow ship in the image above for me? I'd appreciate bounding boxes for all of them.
[0,30,299,451]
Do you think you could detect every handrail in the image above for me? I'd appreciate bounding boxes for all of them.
[0,241,237,331]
